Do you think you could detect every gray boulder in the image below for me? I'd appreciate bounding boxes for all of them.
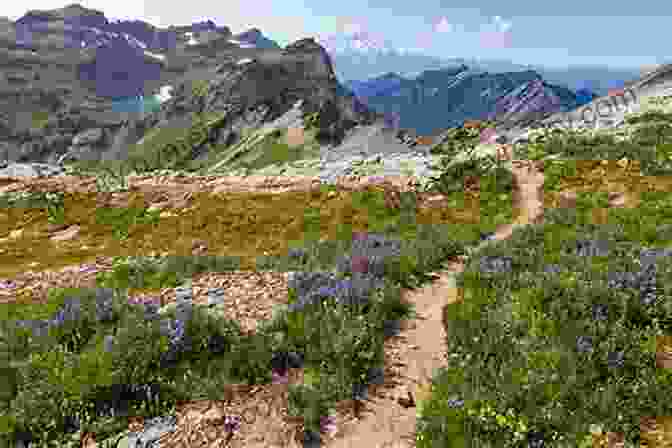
[0,162,65,178]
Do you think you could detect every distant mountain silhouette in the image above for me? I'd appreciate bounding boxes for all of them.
[319,31,640,97]
[345,67,587,135]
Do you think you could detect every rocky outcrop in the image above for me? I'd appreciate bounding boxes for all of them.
[230,28,281,50]
[0,5,381,168]
[487,77,582,126]
[524,63,672,134]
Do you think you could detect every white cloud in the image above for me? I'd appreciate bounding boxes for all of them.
[477,15,513,48]
[434,17,453,33]
[492,15,512,32]
[342,21,364,35]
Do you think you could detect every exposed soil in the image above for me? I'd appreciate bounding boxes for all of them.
[319,146,547,448]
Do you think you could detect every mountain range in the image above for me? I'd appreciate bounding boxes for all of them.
[0,4,380,167]
[343,66,596,136]
[318,30,641,97]
[0,3,661,173]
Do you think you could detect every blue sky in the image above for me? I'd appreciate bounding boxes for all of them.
[4,0,667,70]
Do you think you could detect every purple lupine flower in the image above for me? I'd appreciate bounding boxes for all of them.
[272,369,289,384]
[351,255,370,274]
[170,319,185,342]
[316,285,337,298]
[50,298,83,326]
[0,280,17,289]
[288,247,308,261]
[352,232,368,241]
[320,415,337,437]
[542,264,562,275]
[79,264,98,273]
[223,414,242,444]
[337,278,353,292]
[49,310,66,328]
[223,415,241,433]
[480,127,498,144]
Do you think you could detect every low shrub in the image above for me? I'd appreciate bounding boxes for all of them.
[4,226,453,445]
[417,204,672,447]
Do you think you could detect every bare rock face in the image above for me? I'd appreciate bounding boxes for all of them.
[0,6,381,167]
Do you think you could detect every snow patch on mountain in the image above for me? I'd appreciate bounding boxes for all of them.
[318,30,404,56]
[144,50,165,61]
[228,39,255,49]
[183,32,199,46]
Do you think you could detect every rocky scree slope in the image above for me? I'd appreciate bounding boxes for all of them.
[0,4,381,171]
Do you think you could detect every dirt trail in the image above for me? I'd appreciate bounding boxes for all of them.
[323,150,546,448]
[0,150,549,447]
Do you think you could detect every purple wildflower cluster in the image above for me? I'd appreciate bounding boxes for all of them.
[9,288,119,341]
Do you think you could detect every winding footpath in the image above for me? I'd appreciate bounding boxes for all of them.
[323,145,546,447]
[0,145,548,448]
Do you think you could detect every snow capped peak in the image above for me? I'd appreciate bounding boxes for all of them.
[121,32,146,50]
[74,29,147,52]
[318,29,398,55]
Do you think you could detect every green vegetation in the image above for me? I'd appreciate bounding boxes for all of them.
[0,179,512,444]
[123,111,228,173]
[429,120,497,158]
[415,103,672,447]
[0,179,503,279]
[219,129,321,172]
[60,110,230,183]
[31,111,50,130]
[4,94,672,446]
[417,201,672,447]
[302,111,321,131]
[190,79,210,98]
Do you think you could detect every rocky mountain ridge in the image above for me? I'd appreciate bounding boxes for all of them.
[0,4,669,181]
[0,4,381,169]
[346,65,588,136]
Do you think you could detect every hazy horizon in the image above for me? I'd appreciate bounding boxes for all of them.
[2,1,666,72]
